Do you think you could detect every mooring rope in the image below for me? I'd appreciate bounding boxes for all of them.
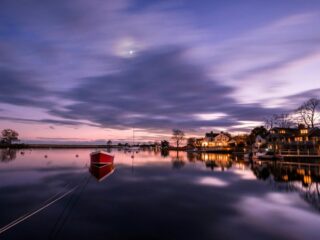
[0,186,78,235]
[0,183,71,234]
[49,174,91,239]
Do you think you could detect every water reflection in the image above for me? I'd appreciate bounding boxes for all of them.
[1,149,320,239]
[171,151,185,169]
[0,149,17,162]
[252,159,320,210]
[89,162,115,182]
[187,152,233,171]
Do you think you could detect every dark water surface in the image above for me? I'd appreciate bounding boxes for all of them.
[1,148,320,240]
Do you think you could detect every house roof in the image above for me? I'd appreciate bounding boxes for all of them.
[205,131,219,138]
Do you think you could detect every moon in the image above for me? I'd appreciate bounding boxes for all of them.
[113,37,142,58]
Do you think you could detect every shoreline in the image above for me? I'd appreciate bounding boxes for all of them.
[0,144,110,149]
[0,144,244,154]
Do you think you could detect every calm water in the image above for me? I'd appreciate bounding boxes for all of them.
[1,148,320,240]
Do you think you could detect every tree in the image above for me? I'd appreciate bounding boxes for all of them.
[296,98,320,128]
[160,140,170,157]
[1,129,19,145]
[274,113,294,128]
[171,129,185,149]
[248,126,268,145]
[264,113,294,129]
[161,140,170,149]
[107,140,112,146]
[187,137,196,148]
[264,115,277,130]
[251,126,268,138]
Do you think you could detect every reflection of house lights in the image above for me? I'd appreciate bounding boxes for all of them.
[303,175,312,185]
[297,168,305,175]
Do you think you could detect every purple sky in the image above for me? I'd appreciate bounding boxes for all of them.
[0,0,320,143]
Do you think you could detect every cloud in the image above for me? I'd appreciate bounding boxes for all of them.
[0,67,52,108]
[206,12,320,105]
[280,88,320,109]
[0,1,317,136]
[0,116,99,127]
[49,47,281,131]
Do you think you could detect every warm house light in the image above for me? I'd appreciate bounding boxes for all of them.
[297,168,305,175]
[199,132,230,148]
[202,141,208,147]
[300,129,308,134]
[303,175,312,185]
[279,130,286,134]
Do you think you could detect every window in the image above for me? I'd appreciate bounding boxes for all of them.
[279,130,286,134]
[300,129,308,134]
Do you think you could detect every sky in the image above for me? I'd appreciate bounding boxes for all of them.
[0,0,320,143]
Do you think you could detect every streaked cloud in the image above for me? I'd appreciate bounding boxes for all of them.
[0,0,319,140]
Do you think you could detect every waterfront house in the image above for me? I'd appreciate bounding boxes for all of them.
[267,127,320,155]
[254,135,267,149]
[196,131,233,152]
[201,131,230,147]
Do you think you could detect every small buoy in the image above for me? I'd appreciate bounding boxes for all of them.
[44,155,48,158]
[21,151,25,155]
[76,154,79,158]
[131,155,134,159]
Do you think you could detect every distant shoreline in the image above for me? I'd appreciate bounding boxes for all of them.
[0,144,110,149]
[0,143,158,149]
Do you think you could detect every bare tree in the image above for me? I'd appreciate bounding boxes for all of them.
[264,114,277,130]
[172,129,185,149]
[296,98,320,128]
[1,129,19,145]
[264,113,294,129]
[274,113,294,128]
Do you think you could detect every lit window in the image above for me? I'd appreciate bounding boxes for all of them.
[300,129,308,134]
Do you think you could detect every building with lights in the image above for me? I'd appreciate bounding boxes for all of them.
[267,127,320,155]
[195,131,234,152]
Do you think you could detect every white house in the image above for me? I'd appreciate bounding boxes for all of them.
[254,135,266,149]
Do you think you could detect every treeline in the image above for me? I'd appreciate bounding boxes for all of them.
[264,98,320,129]
[0,129,19,145]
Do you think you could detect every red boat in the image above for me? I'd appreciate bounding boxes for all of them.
[90,151,114,164]
[90,162,115,182]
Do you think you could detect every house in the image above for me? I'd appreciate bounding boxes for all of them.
[267,126,320,154]
[254,135,267,149]
[193,131,233,152]
[201,131,231,148]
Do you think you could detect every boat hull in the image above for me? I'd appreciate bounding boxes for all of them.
[90,151,114,164]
